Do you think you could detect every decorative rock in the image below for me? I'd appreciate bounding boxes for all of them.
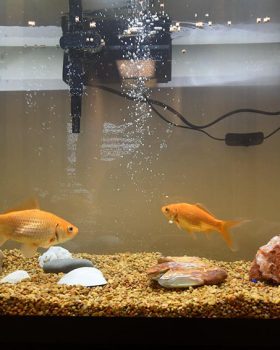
[43,258,94,274]
[249,235,280,283]
[38,246,72,267]
[147,256,227,288]
[58,267,107,287]
[0,250,4,273]
[0,270,30,284]
[159,255,207,266]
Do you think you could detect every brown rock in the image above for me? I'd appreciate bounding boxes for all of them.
[202,268,228,285]
[146,262,176,279]
[147,256,227,288]
[249,235,280,283]
[158,256,206,265]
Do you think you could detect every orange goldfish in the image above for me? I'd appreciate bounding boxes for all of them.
[161,202,242,249]
[0,198,78,257]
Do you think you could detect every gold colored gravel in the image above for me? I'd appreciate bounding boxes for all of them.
[0,249,280,318]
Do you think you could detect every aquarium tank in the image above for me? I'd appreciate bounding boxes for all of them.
[1,0,280,342]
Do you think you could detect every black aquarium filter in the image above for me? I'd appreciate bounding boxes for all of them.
[60,0,172,133]
[59,1,278,143]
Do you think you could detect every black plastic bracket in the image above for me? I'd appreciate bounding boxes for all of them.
[225,132,264,146]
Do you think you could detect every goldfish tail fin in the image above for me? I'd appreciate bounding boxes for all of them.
[220,220,242,250]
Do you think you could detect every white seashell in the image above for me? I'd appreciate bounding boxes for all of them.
[39,246,72,267]
[0,270,30,284]
[58,267,107,287]
[168,220,173,224]
[158,274,204,288]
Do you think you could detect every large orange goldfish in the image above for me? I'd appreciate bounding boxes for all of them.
[161,202,242,249]
[0,199,78,257]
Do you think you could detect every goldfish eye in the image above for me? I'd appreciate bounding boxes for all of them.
[165,207,169,212]
[67,226,74,234]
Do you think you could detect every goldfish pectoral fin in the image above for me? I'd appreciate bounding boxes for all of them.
[20,243,38,258]
[175,221,182,230]
[0,235,8,247]
[3,197,40,214]
[189,232,197,240]
[40,237,58,249]
[205,232,211,240]
[41,241,53,248]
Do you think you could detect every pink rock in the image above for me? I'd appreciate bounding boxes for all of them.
[249,235,280,283]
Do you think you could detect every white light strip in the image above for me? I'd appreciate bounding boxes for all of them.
[0,26,62,47]
[1,23,279,48]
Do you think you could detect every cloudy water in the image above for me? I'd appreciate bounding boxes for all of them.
[0,0,280,261]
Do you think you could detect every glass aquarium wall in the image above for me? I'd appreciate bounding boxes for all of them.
[0,0,280,262]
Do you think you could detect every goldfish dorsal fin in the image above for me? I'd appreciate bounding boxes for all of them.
[195,203,214,216]
[3,197,40,214]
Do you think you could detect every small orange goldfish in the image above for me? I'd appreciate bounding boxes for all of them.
[0,199,78,257]
[161,202,242,249]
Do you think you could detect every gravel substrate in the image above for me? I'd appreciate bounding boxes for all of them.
[1,249,280,317]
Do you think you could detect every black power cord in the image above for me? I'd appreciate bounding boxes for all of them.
[93,85,280,146]
[147,101,225,141]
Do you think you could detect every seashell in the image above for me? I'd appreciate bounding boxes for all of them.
[0,270,30,284]
[158,267,205,288]
[58,267,107,287]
